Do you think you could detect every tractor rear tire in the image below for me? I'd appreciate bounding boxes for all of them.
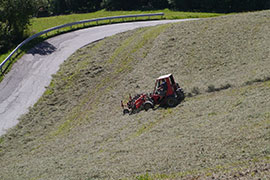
[176,88,185,101]
[144,101,153,111]
[166,97,178,107]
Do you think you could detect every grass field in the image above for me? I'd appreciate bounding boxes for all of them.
[0,9,224,65]
[1,10,270,180]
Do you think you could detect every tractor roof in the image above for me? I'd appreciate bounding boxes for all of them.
[157,74,172,80]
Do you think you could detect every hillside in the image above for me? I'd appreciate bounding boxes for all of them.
[0,11,270,179]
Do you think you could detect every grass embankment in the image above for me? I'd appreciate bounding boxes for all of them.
[0,9,223,65]
[0,10,270,179]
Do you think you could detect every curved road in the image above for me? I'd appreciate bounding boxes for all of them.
[0,19,194,136]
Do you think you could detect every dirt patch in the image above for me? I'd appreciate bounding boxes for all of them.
[0,11,270,179]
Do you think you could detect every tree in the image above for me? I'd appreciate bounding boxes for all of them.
[0,0,35,53]
[168,0,270,12]
[168,0,190,10]
[50,0,68,14]
[102,0,142,10]
[49,0,102,14]
[141,0,169,9]
[68,0,102,13]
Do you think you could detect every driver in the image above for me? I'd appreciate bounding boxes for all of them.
[158,79,167,97]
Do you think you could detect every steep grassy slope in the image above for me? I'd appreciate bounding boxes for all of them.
[0,11,270,179]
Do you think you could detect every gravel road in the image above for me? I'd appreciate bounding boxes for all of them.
[0,19,195,136]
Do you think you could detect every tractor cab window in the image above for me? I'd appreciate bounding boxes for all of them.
[155,80,161,91]
[159,79,168,90]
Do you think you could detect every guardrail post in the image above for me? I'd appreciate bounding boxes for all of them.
[8,58,11,68]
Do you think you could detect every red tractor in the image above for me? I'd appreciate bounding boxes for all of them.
[121,74,185,115]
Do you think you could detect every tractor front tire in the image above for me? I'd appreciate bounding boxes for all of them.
[123,109,130,115]
[166,97,178,107]
[144,101,153,111]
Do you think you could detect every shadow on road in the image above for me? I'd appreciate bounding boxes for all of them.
[28,41,56,56]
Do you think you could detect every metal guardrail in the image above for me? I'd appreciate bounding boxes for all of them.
[0,12,164,76]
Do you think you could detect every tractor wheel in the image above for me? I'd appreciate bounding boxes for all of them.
[144,101,153,111]
[176,88,185,101]
[166,97,178,107]
[123,109,130,115]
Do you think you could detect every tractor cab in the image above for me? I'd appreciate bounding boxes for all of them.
[152,74,185,107]
[154,74,177,97]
